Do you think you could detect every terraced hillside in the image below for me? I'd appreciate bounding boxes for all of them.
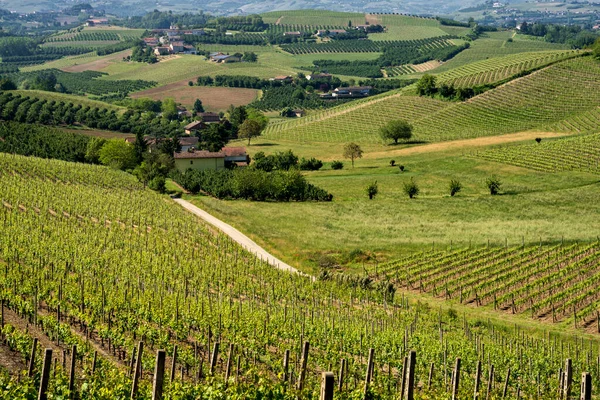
[475,133,600,173]
[371,242,600,330]
[263,56,600,143]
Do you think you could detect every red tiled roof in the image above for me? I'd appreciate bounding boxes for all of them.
[223,147,246,157]
[174,150,225,159]
[184,121,205,130]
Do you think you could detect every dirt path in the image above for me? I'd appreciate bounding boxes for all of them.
[173,198,313,280]
[275,16,283,25]
[365,131,566,159]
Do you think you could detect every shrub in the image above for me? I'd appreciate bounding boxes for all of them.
[390,160,396,167]
[403,178,419,199]
[449,179,462,197]
[331,160,344,170]
[149,176,166,193]
[486,175,502,195]
[318,254,338,268]
[535,137,542,143]
[366,181,378,200]
[399,165,405,172]
[299,157,323,171]
[379,119,413,144]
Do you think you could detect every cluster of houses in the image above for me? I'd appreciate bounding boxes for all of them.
[85,18,109,27]
[284,24,373,38]
[320,86,373,99]
[142,27,204,56]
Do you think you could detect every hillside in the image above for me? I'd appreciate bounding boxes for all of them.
[263,56,600,143]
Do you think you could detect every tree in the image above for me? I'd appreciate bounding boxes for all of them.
[133,131,147,163]
[227,105,247,132]
[486,175,502,195]
[98,139,138,170]
[238,119,263,145]
[273,150,298,170]
[85,137,106,164]
[449,179,462,197]
[198,123,229,152]
[379,119,413,144]
[594,38,600,59]
[193,99,204,113]
[366,181,378,200]
[343,142,363,168]
[416,74,437,97]
[0,78,16,91]
[242,51,257,62]
[403,178,420,199]
[161,98,178,121]
[246,108,268,130]
[133,152,174,188]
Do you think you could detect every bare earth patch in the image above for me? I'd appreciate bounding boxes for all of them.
[365,14,381,25]
[131,81,260,111]
[411,60,442,72]
[61,50,132,73]
[365,131,567,159]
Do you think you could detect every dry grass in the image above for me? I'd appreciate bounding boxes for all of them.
[131,81,260,111]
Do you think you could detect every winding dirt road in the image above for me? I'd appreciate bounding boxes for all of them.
[173,198,313,280]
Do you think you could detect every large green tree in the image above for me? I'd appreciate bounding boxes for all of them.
[98,139,138,171]
[379,119,413,144]
[416,74,437,96]
[238,119,263,145]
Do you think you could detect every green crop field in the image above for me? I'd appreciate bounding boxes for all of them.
[475,133,600,173]
[10,90,126,112]
[368,14,449,41]
[261,10,366,26]
[263,57,600,144]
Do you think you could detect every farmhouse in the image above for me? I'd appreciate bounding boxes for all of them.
[283,31,303,36]
[143,38,159,47]
[210,54,241,63]
[307,73,332,81]
[86,18,108,26]
[169,41,185,53]
[173,146,249,172]
[270,75,293,82]
[184,121,207,135]
[198,112,222,123]
[332,86,372,98]
[154,47,171,56]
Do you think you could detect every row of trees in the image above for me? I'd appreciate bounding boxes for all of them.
[518,22,598,48]
[366,176,502,200]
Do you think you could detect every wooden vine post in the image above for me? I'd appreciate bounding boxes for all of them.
[502,368,510,399]
[38,348,52,400]
[320,372,334,400]
[170,345,178,382]
[283,349,290,383]
[428,362,434,390]
[563,359,572,400]
[296,341,310,391]
[225,343,234,383]
[68,345,77,399]
[399,356,408,398]
[580,372,591,400]
[338,358,346,392]
[474,360,481,400]
[405,350,416,400]
[451,358,461,400]
[209,342,219,375]
[152,350,166,400]
[485,364,494,400]
[131,341,144,400]
[28,338,38,377]
[363,348,374,399]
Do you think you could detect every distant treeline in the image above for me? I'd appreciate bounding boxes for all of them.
[518,22,599,48]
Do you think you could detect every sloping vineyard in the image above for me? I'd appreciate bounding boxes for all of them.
[372,242,600,330]
[280,37,454,54]
[475,133,600,173]
[436,50,581,88]
[0,153,599,398]
[263,57,600,143]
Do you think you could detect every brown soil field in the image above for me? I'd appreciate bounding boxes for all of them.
[61,50,132,73]
[131,81,260,111]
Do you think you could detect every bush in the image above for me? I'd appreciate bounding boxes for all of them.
[486,175,502,195]
[449,179,462,197]
[149,176,166,193]
[399,165,405,172]
[535,137,542,143]
[366,181,378,200]
[403,178,419,199]
[390,160,395,167]
[331,160,344,170]
[299,157,323,171]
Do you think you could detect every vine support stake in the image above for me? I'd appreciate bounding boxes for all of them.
[451,358,461,400]
[474,360,481,400]
[338,358,346,392]
[485,364,494,400]
[170,345,178,382]
[68,345,76,399]
[225,343,234,384]
[283,349,290,383]
[405,350,416,400]
[320,372,334,400]
[152,350,166,400]
[502,368,510,399]
[28,338,38,378]
[131,341,143,400]
[38,348,52,400]
[564,359,572,400]
[296,341,309,391]
[428,362,434,390]
[209,342,219,376]
[580,372,591,400]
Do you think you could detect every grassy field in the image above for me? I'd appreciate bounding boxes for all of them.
[188,135,600,273]
[368,14,450,41]
[131,83,260,111]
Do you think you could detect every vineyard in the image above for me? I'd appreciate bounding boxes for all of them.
[262,56,600,143]
[370,241,600,330]
[436,50,581,88]
[0,153,599,398]
[280,37,454,55]
[261,10,366,26]
[475,133,600,173]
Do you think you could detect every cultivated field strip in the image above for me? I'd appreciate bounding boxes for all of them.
[263,57,600,143]
[374,242,600,327]
[475,133,600,173]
